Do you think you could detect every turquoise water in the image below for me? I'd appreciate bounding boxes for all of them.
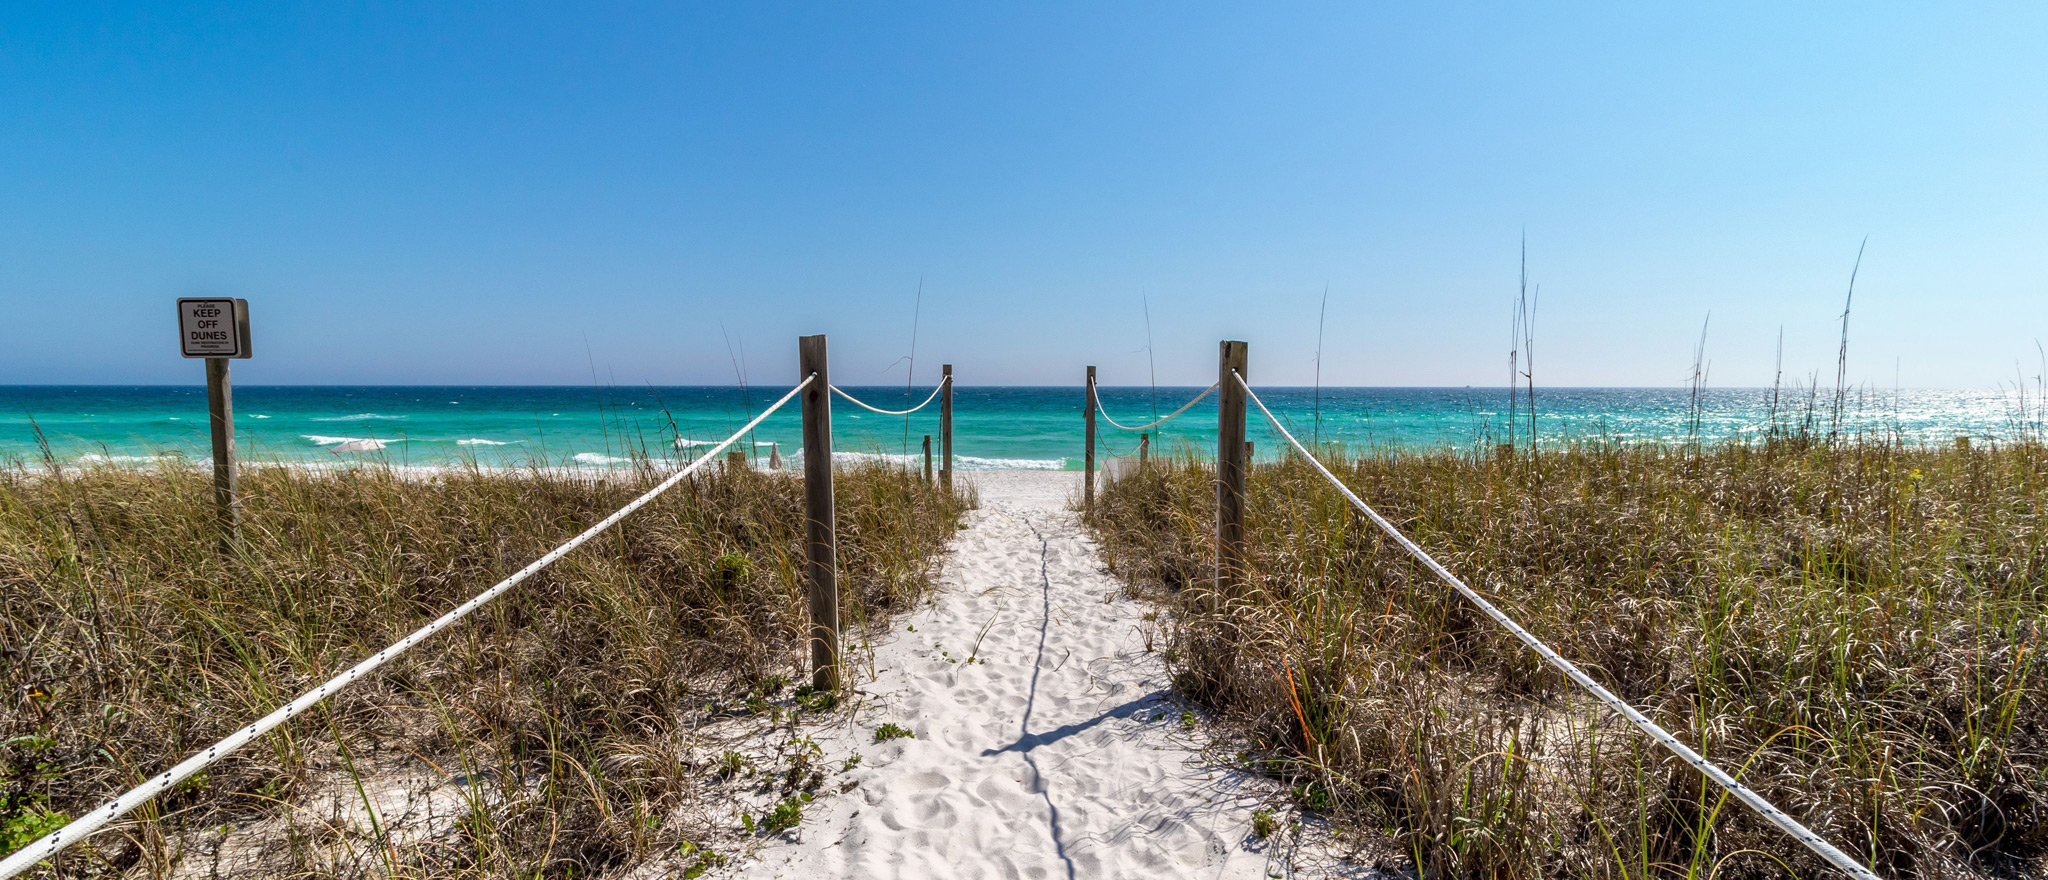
[0,385,2031,471]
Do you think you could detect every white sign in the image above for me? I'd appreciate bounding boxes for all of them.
[178,298,251,358]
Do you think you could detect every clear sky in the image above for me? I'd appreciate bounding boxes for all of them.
[3,3,2043,388]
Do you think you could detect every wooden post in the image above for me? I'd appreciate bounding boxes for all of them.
[1217,341,1249,593]
[180,297,251,555]
[727,449,746,470]
[206,357,238,554]
[1139,432,1149,467]
[923,435,933,483]
[1084,366,1097,513]
[940,364,954,493]
[799,335,841,691]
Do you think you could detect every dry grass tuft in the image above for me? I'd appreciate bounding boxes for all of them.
[0,458,964,878]
[1093,440,2048,879]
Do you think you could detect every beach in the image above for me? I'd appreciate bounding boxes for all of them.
[7,419,2046,877]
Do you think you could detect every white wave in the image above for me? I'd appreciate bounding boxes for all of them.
[456,438,511,446]
[305,435,390,453]
[77,454,182,464]
[313,413,407,421]
[789,450,1066,471]
[755,441,778,447]
[573,452,632,465]
[674,438,716,448]
[252,414,271,419]
[956,454,1065,471]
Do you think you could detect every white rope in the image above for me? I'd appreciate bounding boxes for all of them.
[1231,372,1882,880]
[831,376,948,416]
[0,377,815,879]
[1096,382,1217,432]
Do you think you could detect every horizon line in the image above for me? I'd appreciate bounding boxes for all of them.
[0,383,2011,392]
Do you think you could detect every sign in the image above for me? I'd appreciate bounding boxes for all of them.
[177,298,252,358]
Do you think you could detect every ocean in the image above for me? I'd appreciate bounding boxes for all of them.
[0,384,2029,471]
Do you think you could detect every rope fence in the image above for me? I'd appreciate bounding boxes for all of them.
[1096,434,1140,459]
[831,376,949,415]
[1095,382,1216,432]
[1229,369,1882,880]
[0,377,816,880]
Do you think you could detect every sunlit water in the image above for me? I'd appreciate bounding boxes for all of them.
[0,385,2033,471]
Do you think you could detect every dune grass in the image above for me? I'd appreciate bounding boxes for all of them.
[1091,439,2048,879]
[0,458,965,878]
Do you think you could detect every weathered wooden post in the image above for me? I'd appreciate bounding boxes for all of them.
[206,358,237,551]
[1084,365,1097,513]
[726,449,746,470]
[940,364,954,493]
[1217,341,1249,593]
[923,435,933,483]
[799,335,841,691]
[1138,432,1149,468]
[178,298,251,555]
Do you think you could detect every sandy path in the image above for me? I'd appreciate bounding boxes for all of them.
[729,471,1356,880]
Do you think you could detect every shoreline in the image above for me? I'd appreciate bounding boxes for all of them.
[15,429,2035,483]
[7,455,1077,480]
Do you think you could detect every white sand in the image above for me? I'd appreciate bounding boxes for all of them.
[729,470,1367,880]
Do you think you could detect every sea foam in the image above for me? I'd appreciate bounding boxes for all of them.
[306,435,391,453]
[789,450,1065,470]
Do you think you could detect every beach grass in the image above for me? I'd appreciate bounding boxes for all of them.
[1090,438,2048,878]
[0,458,965,877]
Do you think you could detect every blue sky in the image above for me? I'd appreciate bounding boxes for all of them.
[3,3,2043,387]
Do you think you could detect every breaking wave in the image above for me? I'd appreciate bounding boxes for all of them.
[305,435,391,453]
[788,450,1065,470]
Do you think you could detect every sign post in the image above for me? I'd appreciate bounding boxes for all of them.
[178,298,252,553]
